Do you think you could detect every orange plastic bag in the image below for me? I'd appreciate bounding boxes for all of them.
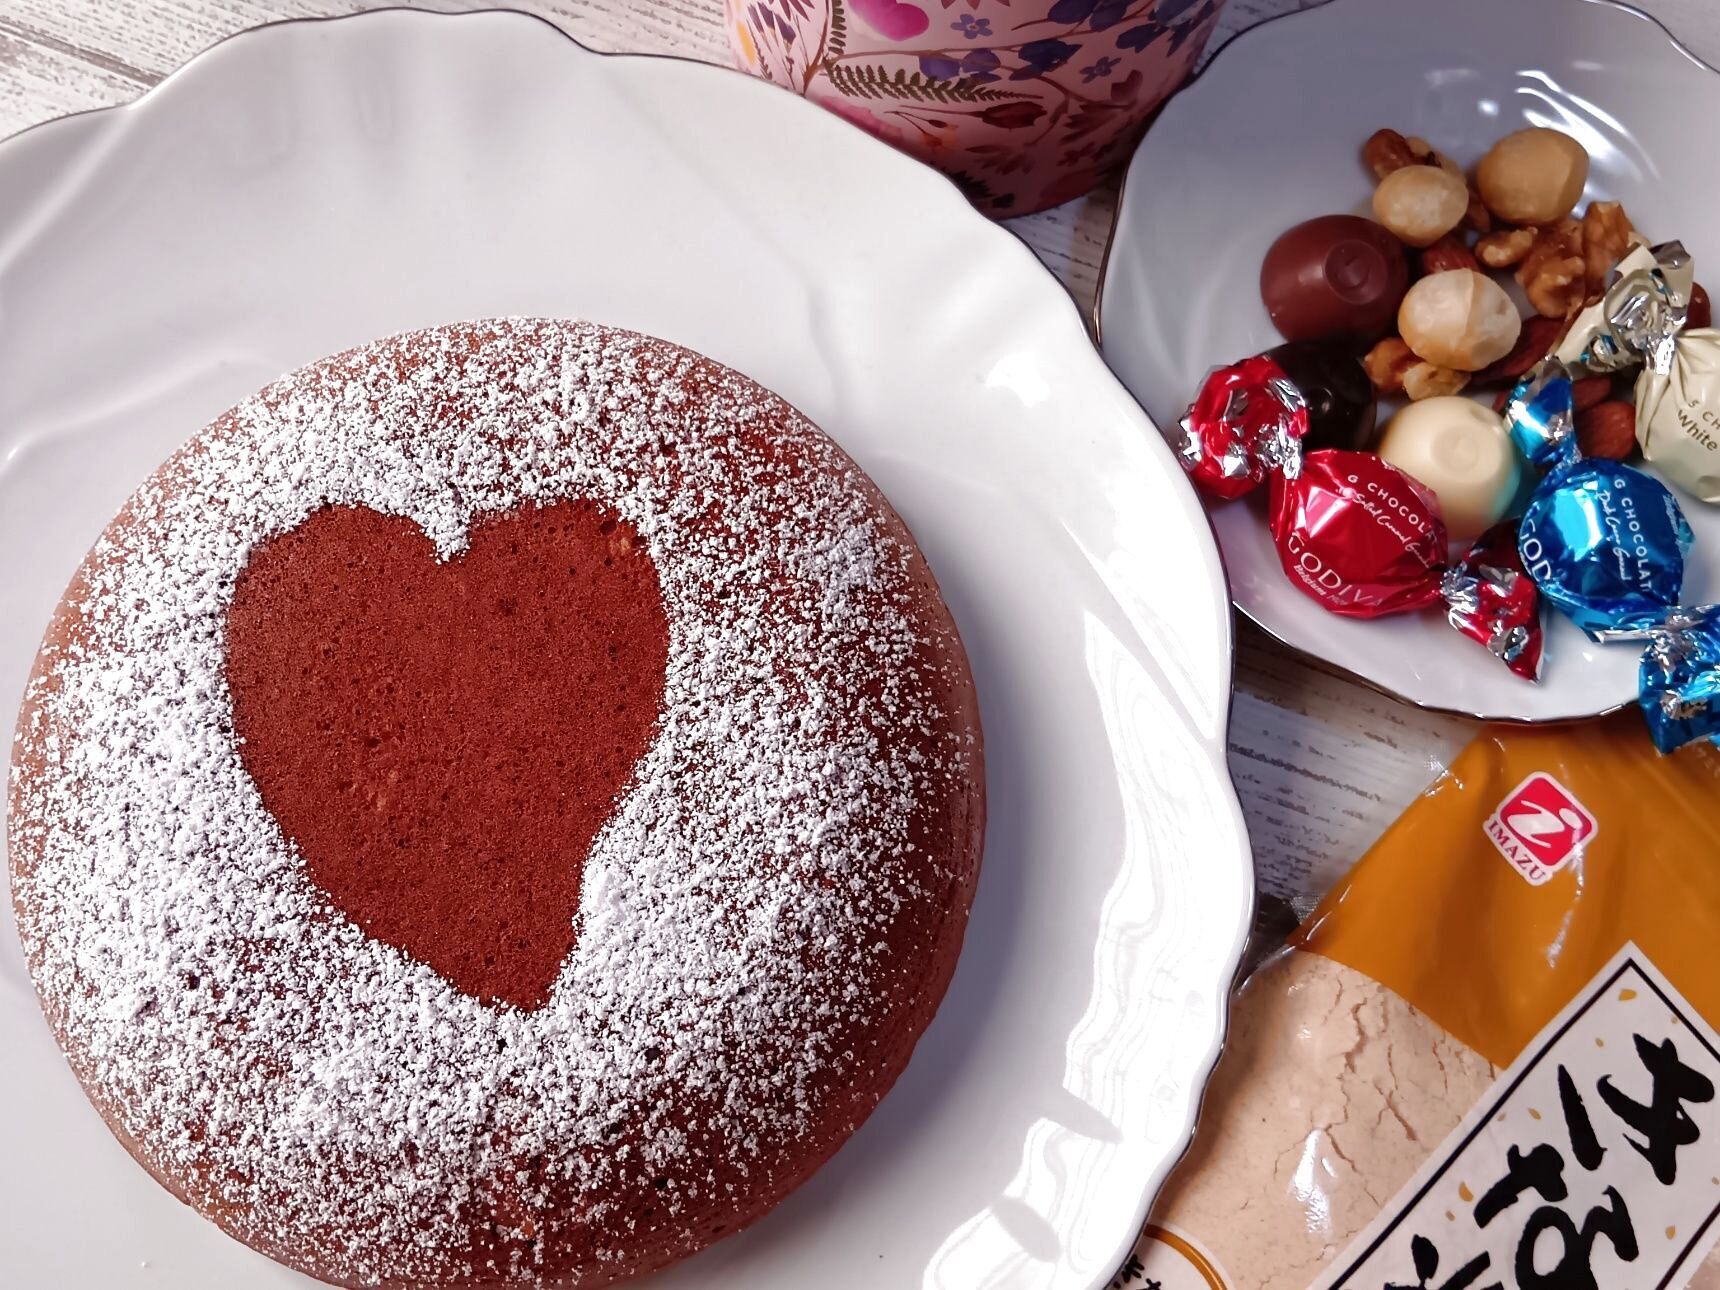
[1115,714,1720,1290]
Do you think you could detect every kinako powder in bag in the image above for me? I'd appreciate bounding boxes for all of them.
[1113,713,1720,1290]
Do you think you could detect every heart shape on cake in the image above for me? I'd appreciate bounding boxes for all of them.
[226,501,669,1011]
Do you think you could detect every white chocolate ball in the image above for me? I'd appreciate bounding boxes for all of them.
[1377,397,1521,541]
[1476,128,1589,226]
[1371,165,1469,248]
[1397,269,1522,371]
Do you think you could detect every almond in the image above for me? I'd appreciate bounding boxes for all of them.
[1572,376,1611,414]
[1419,233,1479,275]
[1469,314,1567,388]
[1575,401,1636,461]
[1363,129,1416,180]
[1463,186,1493,234]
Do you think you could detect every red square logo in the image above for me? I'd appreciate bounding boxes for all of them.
[1484,772,1598,886]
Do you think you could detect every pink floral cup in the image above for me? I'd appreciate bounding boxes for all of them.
[728,0,1226,216]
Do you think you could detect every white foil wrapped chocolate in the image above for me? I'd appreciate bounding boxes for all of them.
[1636,327,1720,503]
[1554,239,1693,375]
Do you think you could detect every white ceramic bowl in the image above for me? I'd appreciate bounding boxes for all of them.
[1100,0,1720,721]
[0,11,1251,1289]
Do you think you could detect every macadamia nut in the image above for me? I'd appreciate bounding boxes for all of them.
[1397,269,1522,371]
[1371,165,1469,248]
[1476,128,1589,226]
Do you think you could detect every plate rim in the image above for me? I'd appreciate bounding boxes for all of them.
[1093,0,1719,725]
[0,10,1257,1288]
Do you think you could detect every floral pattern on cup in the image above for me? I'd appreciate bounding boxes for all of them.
[729,0,1225,216]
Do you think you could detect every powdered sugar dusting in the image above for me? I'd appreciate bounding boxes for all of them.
[8,320,980,1286]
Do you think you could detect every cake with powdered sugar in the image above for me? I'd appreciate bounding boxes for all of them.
[7,319,985,1288]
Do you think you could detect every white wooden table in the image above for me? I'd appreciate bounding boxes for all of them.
[4,0,1716,915]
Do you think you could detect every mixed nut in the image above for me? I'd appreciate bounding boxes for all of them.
[1360,126,1641,399]
[1261,125,1696,416]
[1175,121,1720,694]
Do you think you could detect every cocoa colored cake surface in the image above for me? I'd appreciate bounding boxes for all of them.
[227,500,671,1012]
[7,319,984,1288]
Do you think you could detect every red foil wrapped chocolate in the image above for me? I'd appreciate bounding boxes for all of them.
[1268,449,1446,617]
[1442,521,1545,681]
[1174,356,1310,500]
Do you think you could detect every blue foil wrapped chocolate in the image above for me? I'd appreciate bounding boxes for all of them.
[1518,460,1693,639]
[1504,358,1577,473]
[1639,605,1720,753]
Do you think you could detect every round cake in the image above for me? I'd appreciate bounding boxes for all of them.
[7,319,985,1287]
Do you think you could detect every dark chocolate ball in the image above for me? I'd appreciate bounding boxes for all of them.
[1265,340,1379,453]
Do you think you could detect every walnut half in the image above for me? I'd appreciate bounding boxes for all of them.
[1581,201,1635,291]
[1516,218,1587,318]
[1404,363,1470,401]
[1404,135,1464,179]
[1476,227,1536,270]
[1363,337,1416,394]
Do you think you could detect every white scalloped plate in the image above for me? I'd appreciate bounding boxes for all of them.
[0,12,1250,1289]
[1100,0,1720,722]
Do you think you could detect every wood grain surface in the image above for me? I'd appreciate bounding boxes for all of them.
[3,0,1716,905]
